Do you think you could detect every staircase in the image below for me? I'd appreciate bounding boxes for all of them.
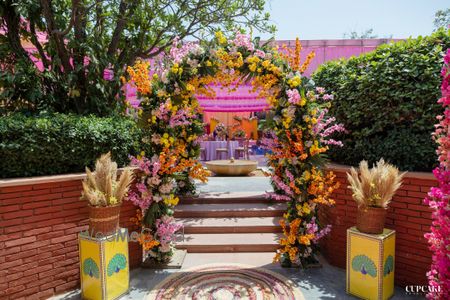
[175,191,285,253]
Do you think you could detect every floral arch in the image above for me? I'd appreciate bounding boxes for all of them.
[126,32,344,266]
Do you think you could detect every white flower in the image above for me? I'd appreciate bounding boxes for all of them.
[150,135,160,145]
[161,70,170,84]
[159,182,173,194]
[159,243,171,253]
[147,176,161,186]
[187,58,199,68]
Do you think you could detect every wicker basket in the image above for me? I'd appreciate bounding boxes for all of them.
[88,204,121,236]
[356,207,387,234]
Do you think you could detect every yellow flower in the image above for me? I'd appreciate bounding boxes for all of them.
[206,60,212,67]
[302,203,311,215]
[215,31,227,44]
[287,76,301,88]
[171,63,179,73]
[186,83,195,92]
[303,170,311,181]
[152,73,159,80]
[300,97,307,106]
[109,196,118,205]
[163,195,179,206]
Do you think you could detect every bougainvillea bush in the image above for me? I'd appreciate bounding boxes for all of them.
[424,48,450,299]
[125,33,344,266]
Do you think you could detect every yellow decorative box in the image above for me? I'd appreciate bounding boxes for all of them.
[347,227,395,300]
[79,228,130,300]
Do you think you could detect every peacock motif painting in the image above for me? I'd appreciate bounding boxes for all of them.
[351,255,377,277]
[83,258,100,278]
[383,255,394,276]
[107,253,127,276]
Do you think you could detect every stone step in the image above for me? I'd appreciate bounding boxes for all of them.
[178,217,282,233]
[174,203,286,218]
[177,233,281,252]
[180,191,272,204]
[181,252,279,269]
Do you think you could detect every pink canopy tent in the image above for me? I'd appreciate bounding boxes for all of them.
[197,84,269,112]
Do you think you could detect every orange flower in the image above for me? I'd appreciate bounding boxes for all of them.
[126,60,152,95]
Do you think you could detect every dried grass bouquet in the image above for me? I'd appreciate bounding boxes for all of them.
[347,159,405,209]
[81,152,134,207]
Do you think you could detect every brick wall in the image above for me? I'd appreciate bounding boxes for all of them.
[0,175,142,300]
[320,164,435,287]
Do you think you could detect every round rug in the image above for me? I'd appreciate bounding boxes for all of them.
[145,263,305,300]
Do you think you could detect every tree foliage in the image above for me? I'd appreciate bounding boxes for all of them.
[0,0,274,115]
[434,8,450,30]
[343,28,379,39]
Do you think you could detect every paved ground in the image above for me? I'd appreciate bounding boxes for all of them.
[53,253,423,299]
[52,176,424,300]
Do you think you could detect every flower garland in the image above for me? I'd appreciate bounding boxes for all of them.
[125,31,343,265]
[424,48,450,299]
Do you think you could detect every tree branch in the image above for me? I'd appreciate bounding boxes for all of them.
[40,0,73,71]
[107,0,129,57]
[1,1,34,64]
[29,20,50,69]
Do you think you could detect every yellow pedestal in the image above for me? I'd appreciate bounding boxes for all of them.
[347,227,395,300]
[79,228,129,300]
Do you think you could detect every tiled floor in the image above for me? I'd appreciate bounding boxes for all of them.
[53,253,423,299]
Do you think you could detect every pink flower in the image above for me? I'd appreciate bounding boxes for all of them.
[254,49,266,58]
[232,32,254,51]
[316,87,325,94]
[424,49,450,300]
[286,89,301,105]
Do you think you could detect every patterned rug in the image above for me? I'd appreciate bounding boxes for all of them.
[145,263,305,300]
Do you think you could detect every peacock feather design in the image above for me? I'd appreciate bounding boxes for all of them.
[352,255,377,277]
[383,255,394,276]
[83,258,100,278]
[107,253,127,276]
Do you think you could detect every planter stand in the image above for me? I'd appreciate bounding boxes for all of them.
[142,249,187,269]
[347,227,395,300]
[79,228,129,300]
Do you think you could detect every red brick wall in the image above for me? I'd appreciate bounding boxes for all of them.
[319,166,435,287]
[0,178,142,300]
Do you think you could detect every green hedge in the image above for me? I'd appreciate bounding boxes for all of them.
[0,113,143,178]
[312,29,450,171]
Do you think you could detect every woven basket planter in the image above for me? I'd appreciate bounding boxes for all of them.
[356,207,387,234]
[88,204,121,236]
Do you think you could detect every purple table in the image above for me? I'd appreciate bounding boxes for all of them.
[200,141,239,161]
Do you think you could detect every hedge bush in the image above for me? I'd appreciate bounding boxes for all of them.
[0,113,143,178]
[312,29,450,171]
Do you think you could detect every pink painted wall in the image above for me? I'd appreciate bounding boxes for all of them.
[274,39,402,76]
